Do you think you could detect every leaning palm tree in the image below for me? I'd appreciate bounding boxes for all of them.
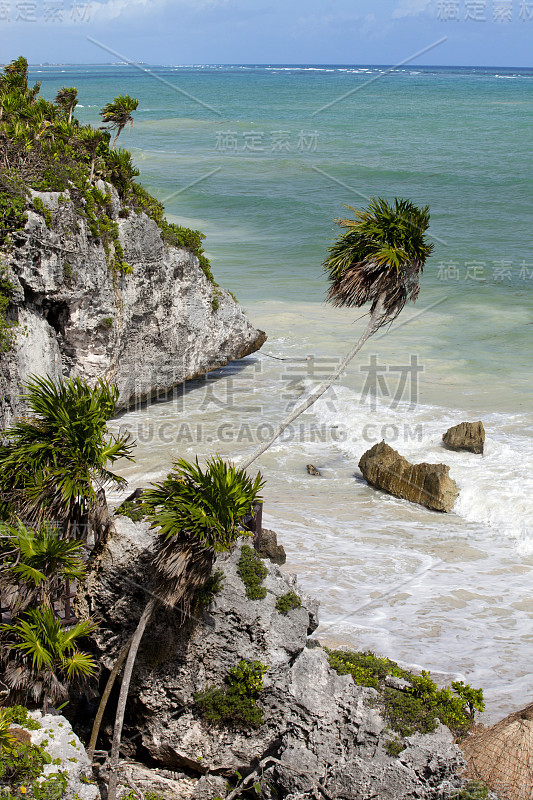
[0,375,134,540]
[79,126,106,184]
[105,456,264,800]
[100,94,138,150]
[54,86,78,124]
[1,56,28,92]
[239,197,434,470]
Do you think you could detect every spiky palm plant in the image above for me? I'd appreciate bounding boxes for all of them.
[0,709,16,751]
[239,197,433,470]
[104,456,263,799]
[0,375,134,539]
[0,607,96,711]
[0,89,26,122]
[105,147,139,194]
[100,94,138,150]
[0,520,85,614]
[54,86,78,124]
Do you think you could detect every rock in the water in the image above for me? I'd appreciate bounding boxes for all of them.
[258,527,286,565]
[443,421,485,455]
[307,464,321,476]
[79,517,465,799]
[359,441,459,513]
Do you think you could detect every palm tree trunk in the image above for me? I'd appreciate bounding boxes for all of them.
[107,596,158,800]
[89,157,95,184]
[111,129,122,150]
[87,635,133,761]
[239,295,385,471]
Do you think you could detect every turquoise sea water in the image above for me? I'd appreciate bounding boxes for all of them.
[30,64,533,718]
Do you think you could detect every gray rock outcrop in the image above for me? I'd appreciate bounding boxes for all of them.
[0,186,265,428]
[22,711,98,800]
[79,517,465,798]
[443,421,485,455]
[258,527,287,564]
[359,441,459,513]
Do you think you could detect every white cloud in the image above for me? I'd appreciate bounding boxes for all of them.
[392,0,432,19]
[90,0,227,23]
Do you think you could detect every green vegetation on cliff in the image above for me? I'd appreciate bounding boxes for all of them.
[194,659,268,728]
[0,264,16,352]
[275,590,301,614]
[237,544,268,600]
[0,56,215,347]
[326,648,484,740]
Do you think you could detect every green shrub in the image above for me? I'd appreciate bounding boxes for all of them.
[237,545,268,600]
[0,190,27,244]
[0,732,68,799]
[0,266,17,353]
[0,707,40,731]
[326,649,484,739]
[384,737,405,758]
[450,781,490,799]
[194,659,268,729]
[211,288,221,312]
[275,591,301,615]
[159,221,215,284]
[325,649,409,690]
[194,687,264,728]
[383,687,439,737]
[227,660,268,696]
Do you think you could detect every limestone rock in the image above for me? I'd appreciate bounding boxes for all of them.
[27,711,99,800]
[79,517,465,798]
[0,186,266,429]
[258,527,286,565]
[359,441,459,513]
[191,775,228,800]
[443,421,485,455]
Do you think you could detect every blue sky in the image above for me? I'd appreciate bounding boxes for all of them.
[0,0,532,67]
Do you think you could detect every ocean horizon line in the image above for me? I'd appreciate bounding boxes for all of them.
[21,61,533,71]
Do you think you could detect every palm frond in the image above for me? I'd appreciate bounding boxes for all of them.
[0,605,97,707]
[0,374,134,530]
[323,197,433,327]
[63,650,97,679]
[142,456,264,609]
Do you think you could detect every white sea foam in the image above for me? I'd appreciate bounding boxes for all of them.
[310,384,533,549]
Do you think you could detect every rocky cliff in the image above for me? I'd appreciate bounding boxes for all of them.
[0,184,265,429]
[78,518,466,799]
